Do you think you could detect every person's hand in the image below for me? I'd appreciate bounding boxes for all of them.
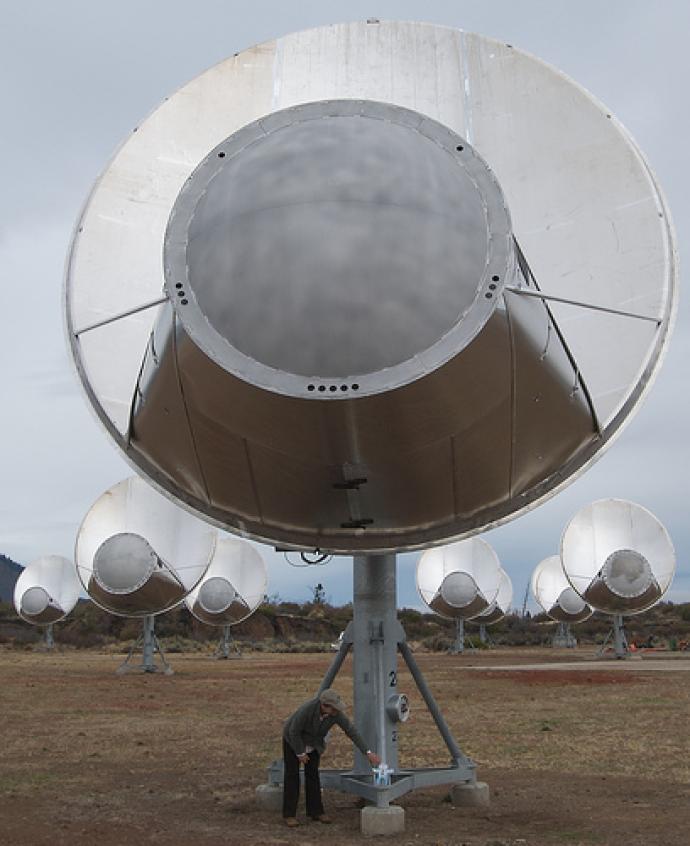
[297,753,309,764]
[366,751,381,767]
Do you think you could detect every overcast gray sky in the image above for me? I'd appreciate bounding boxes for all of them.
[1,0,688,612]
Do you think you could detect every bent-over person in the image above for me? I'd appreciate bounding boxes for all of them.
[282,689,381,827]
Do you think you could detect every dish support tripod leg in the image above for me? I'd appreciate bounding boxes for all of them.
[552,621,576,648]
[264,554,479,809]
[215,624,242,659]
[116,615,174,675]
[597,614,629,659]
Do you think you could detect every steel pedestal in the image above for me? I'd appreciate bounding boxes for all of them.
[597,614,630,659]
[552,622,577,648]
[215,624,242,659]
[263,555,479,810]
[117,615,174,675]
[449,618,465,654]
[39,623,55,651]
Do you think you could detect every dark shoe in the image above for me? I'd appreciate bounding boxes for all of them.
[284,817,300,827]
[311,814,333,824]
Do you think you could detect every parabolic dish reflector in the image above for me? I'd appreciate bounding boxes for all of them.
[560,499,675,616]
[75,476,216,617]
[417,538,502,620]
[474,568,513,625]
[184,538,267,626]
[531,555,592,624]
[13,555,81,625]
[65,21,675,553]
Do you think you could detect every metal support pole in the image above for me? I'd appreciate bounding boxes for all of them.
[262,553,478,806]
[553,621,576,648]
[398,641,469,767]
[352,554,399,781]
[479,623,487,645]
[449,618,465,654]
[221,625,231,659]
[214,624,242,659]
[44,623,55,650]
[142,615,156,671]
[613,614,629,659]
[117,615,173,675]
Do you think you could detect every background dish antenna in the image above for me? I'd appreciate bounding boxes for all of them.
[561,499,675,657]
[63,19,676,827]
[76,476,216,673]
[184,538,267,659]
[472,568,513,646]
[531,554,593,648]
[417,538,502,653]
[13,555,81,650]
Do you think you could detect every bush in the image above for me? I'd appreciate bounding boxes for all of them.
[420,634,454,652]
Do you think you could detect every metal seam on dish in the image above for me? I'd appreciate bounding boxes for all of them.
[513,240,601,436]
[170,310,213,506]
[505,287,517,500]
[459,30,474,145]
[450,436,459,517]
[242,438,265,524]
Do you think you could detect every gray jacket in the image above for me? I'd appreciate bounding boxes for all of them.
[283,697,369,756]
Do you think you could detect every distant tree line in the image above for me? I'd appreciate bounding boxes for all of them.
[1,596,689,652]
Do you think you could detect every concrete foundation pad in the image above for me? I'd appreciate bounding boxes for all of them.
[361,805,405,836]
[449,781,490,808]
[255,783,283,812]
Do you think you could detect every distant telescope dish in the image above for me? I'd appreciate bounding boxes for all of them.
[531,555,593,623]
[65,20,675,555]
[14,555,81,625]
[75,476,216,616]
[185,538,267,626]
[560,499,675,615]
[474,569,513,626]
[417,538,502,619]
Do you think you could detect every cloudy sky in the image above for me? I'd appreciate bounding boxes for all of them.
[2,0,688,613]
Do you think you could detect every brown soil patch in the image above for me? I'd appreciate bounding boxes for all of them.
[1,647,688,846]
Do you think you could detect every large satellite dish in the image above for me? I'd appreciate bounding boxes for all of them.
[75,476,216,617]
[561,499,675,616]
[13,555,81,625]
[65,20,675,555]
[531,555,593,623]
[185,538,267,626]
[417,538,502,620]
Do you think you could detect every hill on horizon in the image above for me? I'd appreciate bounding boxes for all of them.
[0,554,23,603]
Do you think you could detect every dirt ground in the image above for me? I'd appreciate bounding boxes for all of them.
[1,646,689,846]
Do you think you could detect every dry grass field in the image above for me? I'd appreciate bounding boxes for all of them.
[1,646,689,846]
